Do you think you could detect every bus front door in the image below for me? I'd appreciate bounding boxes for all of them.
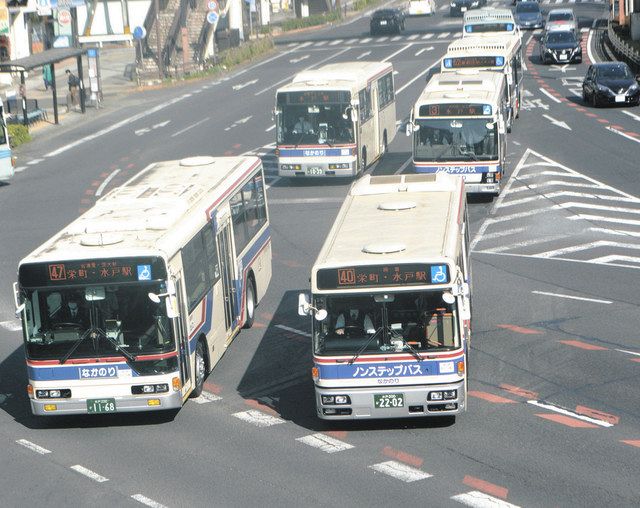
[216,219,237,340]
[174,278,192,398]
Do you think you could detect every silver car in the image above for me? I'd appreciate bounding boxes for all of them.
[546,8,577,33]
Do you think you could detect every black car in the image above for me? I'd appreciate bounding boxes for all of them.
[539,30,582,64]
[370,8,405,35]
[449,0,486,17]
[582,62,640,107]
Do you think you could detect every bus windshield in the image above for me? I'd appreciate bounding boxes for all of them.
[21,282,175,361]
[276,92,355,145]
[312,291,459,356]
[414,118,498,162]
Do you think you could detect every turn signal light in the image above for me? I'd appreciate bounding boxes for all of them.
[311,367,319,381]
[457,360,465,375]
[172,377,181,391]
[27,385,34,397]
[147,399,161,406]
[43,404,57,412]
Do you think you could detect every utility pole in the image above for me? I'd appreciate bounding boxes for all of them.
[155,0,163,79]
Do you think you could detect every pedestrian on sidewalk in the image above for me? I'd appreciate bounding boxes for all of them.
[43,64,53,91]
[65,69,79,108]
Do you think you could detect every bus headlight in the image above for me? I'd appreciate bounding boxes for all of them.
[280,164,302,171]
[321,395,351,405]
[429,391,443,401]
[132,384,169,394]
[443,390,457,400]
[328,163,350,170]
[36,389,71,399]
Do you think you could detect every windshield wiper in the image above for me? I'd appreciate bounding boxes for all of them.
[348,327,383,365]
[59,326,139,372]
[456,146,478,160]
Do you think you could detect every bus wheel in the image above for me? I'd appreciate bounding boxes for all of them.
[191,340,207,398]
[359,149,367,175]
[382,132,388,157]
[243,278,256,329]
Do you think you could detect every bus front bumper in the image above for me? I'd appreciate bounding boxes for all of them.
[315,381,465,420]
[278,160,356,178]
[464,182,500,194]
[30,391,184,416]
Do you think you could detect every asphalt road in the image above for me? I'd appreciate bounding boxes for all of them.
[1,0,639,506]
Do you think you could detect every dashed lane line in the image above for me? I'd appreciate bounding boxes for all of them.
[297,433,355,453]
[232,409,286,427]
[132,494,169,508]
[528,400,614,427]
[531,291,612,304]
[16,439,51,455]
[452,491,520,508]
[70,465,109,482]
[369,460,432,482]
[275,323,312,338]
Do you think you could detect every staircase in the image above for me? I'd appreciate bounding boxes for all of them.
[137,0,216,82]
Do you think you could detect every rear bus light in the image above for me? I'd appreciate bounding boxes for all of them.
[36,389,71,399]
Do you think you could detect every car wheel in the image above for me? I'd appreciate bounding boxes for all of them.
[582,88,588,103]
[243,278,256,329]
[591,92,598,108]
[190,340,207,398]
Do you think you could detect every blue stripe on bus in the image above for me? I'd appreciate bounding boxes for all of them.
[415,165,500,174]
[237,226,271,320]
[188,291,214,353]
[27,363,136,381]
[0,149,11,158]
[315,359,462,380]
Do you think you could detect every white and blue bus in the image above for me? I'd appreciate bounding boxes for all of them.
[14,156,272,415]
[299,173,471,420]
[442,35,524,132]
[275,61,396,178]
[0,102,15,182]
[407,70,508,196]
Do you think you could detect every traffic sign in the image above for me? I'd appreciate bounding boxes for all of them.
[207,0,218,11]
[58,8,71,25]
[132,26,147,40]
[206,11,219,24]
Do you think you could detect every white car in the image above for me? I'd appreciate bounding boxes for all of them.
[407,0,436,16]
[545,8,577,33]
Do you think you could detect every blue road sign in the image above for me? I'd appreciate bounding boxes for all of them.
[206,11,219,24]
[133,26,147,40]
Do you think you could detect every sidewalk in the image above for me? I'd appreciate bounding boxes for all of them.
[1,45,139,141]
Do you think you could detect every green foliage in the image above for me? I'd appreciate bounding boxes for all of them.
[352,0,378,11]
[8,124,31,148]
[280,11,342,31]
[218,37,275,68]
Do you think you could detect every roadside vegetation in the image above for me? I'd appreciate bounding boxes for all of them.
[8,124,31,148]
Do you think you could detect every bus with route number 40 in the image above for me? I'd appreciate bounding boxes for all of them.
[299,173,472,421]
[14,156,272,416]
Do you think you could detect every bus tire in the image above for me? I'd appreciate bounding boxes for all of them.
[359,148,367,175]
[243,277,256,329]
[382,131,388,157]
[190,339,207,398]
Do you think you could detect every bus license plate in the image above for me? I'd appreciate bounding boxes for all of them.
[87,398,116,413]
[306,167,324,175]
[374,393,404,409]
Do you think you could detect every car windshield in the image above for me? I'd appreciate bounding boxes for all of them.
[548,31,575,43]
[517,3,539,13]
[549,12,572,21]
[598,64,633,79]
[375,10,395,16]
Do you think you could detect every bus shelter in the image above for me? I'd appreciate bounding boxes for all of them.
[0,47,87,127]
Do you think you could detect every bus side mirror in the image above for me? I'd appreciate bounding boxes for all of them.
[13,282,25,316]
[298,292,311,316]
[405,122,418,136]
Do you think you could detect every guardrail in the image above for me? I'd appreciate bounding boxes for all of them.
[607,22,640,72]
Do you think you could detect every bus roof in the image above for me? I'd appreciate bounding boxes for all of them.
[19,156,262,266]
[444,34,518,56]
[279,61,393,93]
[414,70,505,111]
[311,173,465,292]
[463,8,515,24]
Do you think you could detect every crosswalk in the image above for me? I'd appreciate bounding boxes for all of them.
[286,31,462,49]
[473,149,640,269]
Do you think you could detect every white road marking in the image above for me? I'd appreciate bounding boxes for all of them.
[193,391,222,404]
[415,47,434,56]
[16,439,51,455]
[622,110,640,121]
[377,36,389,42]
[71,465,109,482]
[289,54,310,64]
[275,324,312,337]
[394,156,413,175]
[542,114,571,130]
[527,400,614,427]
[588,255,640,265]
[360,37,372,43]
[606,126,640,145]
[297,433,354,453]
[329,39,344,45]
[616,349,640,357]
[265,124,276,132]
[407,34,419,40]
[382,43,413,62]
[233,410,285,427]
[224,115,253,131]
[480,234,568,253]
[539,87,562,103]
[556,201,640,214]
[587,27,597,64]
[27,158,44,165]
[13,165,27,173]
[357,51,372,59]
[171,117,210,138]
[499,191,639,207]
[314,40,328,46]
[131,494,168,508]
[345,38,359,44]
[475,227,525,241]
[390,36,402,42]
[531,291,612,304]
[232,79,259,91]
[396,59,439,95]
[591,227,640,237]
[536,240,640,258]
[95,168,121,197]
[422,33,434,39]
[0,320,22,332]
[369,461,432,482]
[568,214,640,226]
[452,491,520,508]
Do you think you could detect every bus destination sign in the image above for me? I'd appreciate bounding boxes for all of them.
[464,22,514,34]
[19,257,167,287]
[419,103,491,117]
[279,90,350,105]
[316,263,450,290]
[444,56,503,69]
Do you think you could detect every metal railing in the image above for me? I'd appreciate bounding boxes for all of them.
[607,22,640,72]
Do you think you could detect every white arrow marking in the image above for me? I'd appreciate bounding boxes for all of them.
[622,110,640,121]
[153,120,170,129]
[236,115,252,125]
[134,128,150,136]
[606,126,640,144]
[357,51,371,60]
[549,64,574,73]
[289,54,309,64]
[539,88,562,103]
[232,79,258,91]
[415,46,434,56]
[542,114,571,130]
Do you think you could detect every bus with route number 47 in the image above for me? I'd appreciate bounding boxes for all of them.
[14,156,272,416]
[299,173,471,421]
